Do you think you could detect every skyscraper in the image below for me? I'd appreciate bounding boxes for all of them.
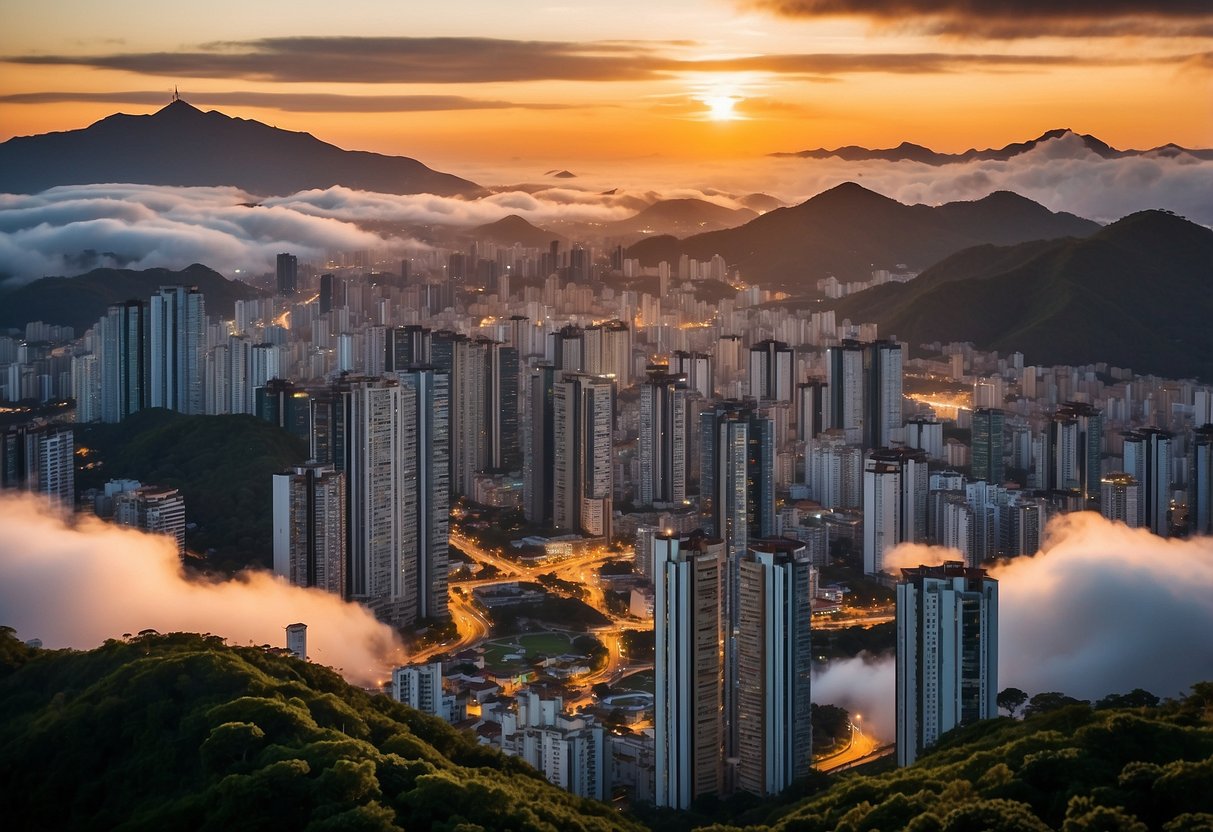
[896,562,998,767]
[672,350,714,399]
[638,368,688,507]
[1043,403,1103,504]
[804,430,863,510]
[1,421,75,507]
[98,299,148,423]
[113,484,187,557]
[552,373,614,538]
[385,324,431,373]
[584,320,632,387]
[255,378,311,443]
[1100,472,1140,528]
[1191,425,1213,536]
[1122,427,1173,536]
[276,253,298,296]
[272,463,347,596]
[654,532,724,809]
[971,408,1006,484]
[736,539,814,796]
[316,372,449,625]
[748,339,794,404]
[149,286,206,415]
[524,363,557,526]
[826,339,903,449]
[796,380,827,442]
[863,447,928,575]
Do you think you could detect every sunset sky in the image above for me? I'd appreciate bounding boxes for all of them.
[2,0,1211,172]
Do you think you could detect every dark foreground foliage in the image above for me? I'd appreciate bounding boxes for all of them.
[703,684,1213,831]
[2,628,1210,831]
[0,629,641,832]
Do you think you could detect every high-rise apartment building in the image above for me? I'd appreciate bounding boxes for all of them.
[654,532,724,809]
[1100,472,1140,528]
[971,408,1006,484]
[272,463,347,596]
[748,339,794,404]
[1191,425,1213,536]
[149,286,206,415]
[584,320,632,387]
[896,562,998,767]
[796,380,827,442]
[638,368,688,507]
[736,539,814,796]
[826,339,903,449]
[524,363,557,526]
[672,350,714,399]
[1,421,75,507]
[863,447,928,575]
[98,299,148,423]
[276,253,298,296]
[804,430,862,510]
[113,484,187,557]
[314,372,449,625]
[552,373,614,538]
[255,379,311,443]
[1122,427,1173,536]
[1042,403,1103,504]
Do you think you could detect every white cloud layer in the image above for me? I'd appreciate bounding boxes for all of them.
[0,494,404,686]
[815,513,1213,741]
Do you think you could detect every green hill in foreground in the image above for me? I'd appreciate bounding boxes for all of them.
[2,629,1211,831]
[0,629,639,832]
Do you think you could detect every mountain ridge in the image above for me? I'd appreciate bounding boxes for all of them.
[831,209,1213,380]
[627,182,1102,288]
[0,99,484,197]
[772,128,1213,163]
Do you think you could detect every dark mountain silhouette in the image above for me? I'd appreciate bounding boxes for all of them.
[738,192,785,213]
[832,210,1213,380]
[468,214,566,248]
[0,263,263,331]
[604,198,757,239]
[772,128,1213,163]
[0,99,483,197]
[627,182,1100,287]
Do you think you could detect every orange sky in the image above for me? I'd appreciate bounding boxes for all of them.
[1,0,1211,171]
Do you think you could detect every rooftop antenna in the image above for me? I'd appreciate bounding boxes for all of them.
[172,86,179,102]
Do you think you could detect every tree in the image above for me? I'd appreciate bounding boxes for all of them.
[998,687,1030,718]
[1025,691,1083,717]
[1095,689,1160,710]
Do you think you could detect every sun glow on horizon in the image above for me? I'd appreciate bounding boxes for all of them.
[703,94,742,121]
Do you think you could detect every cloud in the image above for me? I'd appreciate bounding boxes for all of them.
[755,131,1213,226]
[0,184,416,282]
[0,493,404,686]
[814,514,1213,742]
[814,655,896,741]
[0,90,574,113]
[4,36,1113,84]
[5,37,662,84]
[750,1,1213,39]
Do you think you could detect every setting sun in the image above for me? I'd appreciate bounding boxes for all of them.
[703,95,741,121]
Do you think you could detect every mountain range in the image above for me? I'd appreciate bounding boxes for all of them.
[772,128,1213,164]
[0,263,262,333]
[831,209,1213,381]
[627,182,1101,287]
[0,99,483,197]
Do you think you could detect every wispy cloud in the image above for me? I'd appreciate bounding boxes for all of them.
[4,36,1116,84]
[750,0,1213,39]
[0,90,572,113]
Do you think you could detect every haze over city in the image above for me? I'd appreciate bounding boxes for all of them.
[1,2,1211,830]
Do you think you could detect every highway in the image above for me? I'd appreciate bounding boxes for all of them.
[442,528,653,704]
[816,721,891,772]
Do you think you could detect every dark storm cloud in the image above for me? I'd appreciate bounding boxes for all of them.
[4,36,1100,83]
[752,0,1213,38]
[0,90,571,112]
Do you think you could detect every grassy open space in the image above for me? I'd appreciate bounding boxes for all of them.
[481,631,576,671]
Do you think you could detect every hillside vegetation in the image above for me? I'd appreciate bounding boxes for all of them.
[2,627,1209,831]
[77,409,307,570]
[0,629,638,831]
